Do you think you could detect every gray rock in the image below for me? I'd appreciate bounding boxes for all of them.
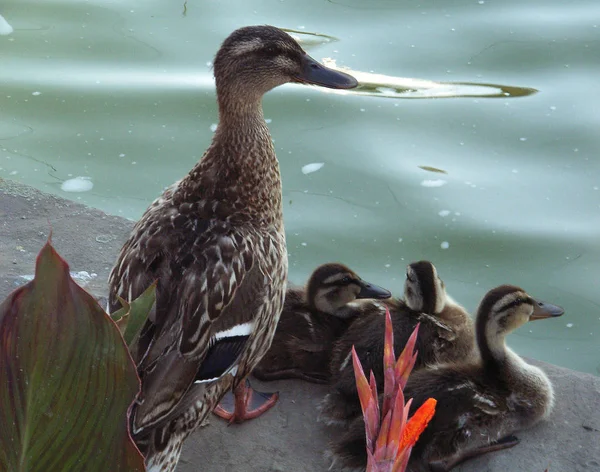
[1,179,599,472]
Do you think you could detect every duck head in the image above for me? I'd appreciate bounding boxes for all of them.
[475,285,564,361]
[404,260,448,315]
[213,25,358,108]
[306,263,391,316]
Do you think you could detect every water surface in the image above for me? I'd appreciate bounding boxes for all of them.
[1,0,599,374]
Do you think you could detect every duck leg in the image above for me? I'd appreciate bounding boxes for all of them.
[213,378,279,424]
[429,435,520,471]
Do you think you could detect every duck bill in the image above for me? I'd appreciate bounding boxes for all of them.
[293,54,358,90]
[357,280,392,299]
[529,299,565,321]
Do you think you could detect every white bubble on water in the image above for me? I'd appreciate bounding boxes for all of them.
[61,176,93,192]
[566,323,574,328]
[301,163,324,175]
[210,123,218,132]
[438,210,450,217]
[421,179,447,188]
[440,241,450,249]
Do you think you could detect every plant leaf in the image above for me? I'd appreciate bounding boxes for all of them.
[0,241,145,472]
[122,282,156,346]
[111,296,131,322]
[382,308,396,416]
[395,323,420,389]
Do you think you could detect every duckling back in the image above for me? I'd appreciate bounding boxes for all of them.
[253,286,353,384]
[253,263,391,384]
[321,261,474,424]
[329,284,563,471]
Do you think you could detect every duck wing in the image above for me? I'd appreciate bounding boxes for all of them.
[131,232,270,434]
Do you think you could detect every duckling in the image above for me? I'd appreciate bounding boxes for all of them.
[252,263,391,384]
[107,25,357,472]
[320,260,474,424]
[330,284,564,471]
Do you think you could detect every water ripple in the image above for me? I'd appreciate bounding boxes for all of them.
[321,59,538,99]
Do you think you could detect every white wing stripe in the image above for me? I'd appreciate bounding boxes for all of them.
[214,321,254,340]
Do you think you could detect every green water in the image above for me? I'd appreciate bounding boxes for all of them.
[1,0,599,375]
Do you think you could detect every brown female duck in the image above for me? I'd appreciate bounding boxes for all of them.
[107,25,357,472]
[330,285,564,471]
[320,260,474,424]
[252,263,391,384]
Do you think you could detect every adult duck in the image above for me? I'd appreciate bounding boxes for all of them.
[252,263,391,384]
[321,260,474,424]
[330,284,564,471]
[107,25,357,472]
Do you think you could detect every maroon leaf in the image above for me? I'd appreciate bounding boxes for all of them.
[0,240,145,472]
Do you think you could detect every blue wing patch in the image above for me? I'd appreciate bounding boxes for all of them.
[194,334,249,383]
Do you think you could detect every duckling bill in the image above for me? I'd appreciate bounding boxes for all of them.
[107,25,358,472]
[251,263,391,384]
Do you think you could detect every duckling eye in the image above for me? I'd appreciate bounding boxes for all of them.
[340,276,352,285]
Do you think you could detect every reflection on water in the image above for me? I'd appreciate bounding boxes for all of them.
[1,0,599,375]
[283,28,339,47]
[322,59,538,99]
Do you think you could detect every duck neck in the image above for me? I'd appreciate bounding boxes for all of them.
[182,91,283,228]
[477,318,510,373]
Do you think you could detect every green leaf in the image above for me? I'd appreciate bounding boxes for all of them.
[109,285,155,348]
[0,241,146,472]
[122,283,156,346]
[111,297,131,322]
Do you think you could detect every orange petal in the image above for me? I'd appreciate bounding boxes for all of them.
[399,398,437,450]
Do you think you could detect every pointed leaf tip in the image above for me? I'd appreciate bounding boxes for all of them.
[351,347,372,416]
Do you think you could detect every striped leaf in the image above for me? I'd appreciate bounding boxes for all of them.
[0,241,145,472]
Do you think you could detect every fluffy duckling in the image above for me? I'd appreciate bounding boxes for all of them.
[330,284,564,471]
[107,25,357,472]
[253,263,391,384]
[321,260,474,424]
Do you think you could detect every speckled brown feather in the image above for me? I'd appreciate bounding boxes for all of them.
[108,24,359,472]
[107,25,299,472]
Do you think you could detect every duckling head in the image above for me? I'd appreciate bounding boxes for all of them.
[404,260,447,315]
[213,26,358,109]
[306,263,391,316]
[476,285,564,358]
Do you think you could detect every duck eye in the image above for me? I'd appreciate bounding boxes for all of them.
[340,276,352,285]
